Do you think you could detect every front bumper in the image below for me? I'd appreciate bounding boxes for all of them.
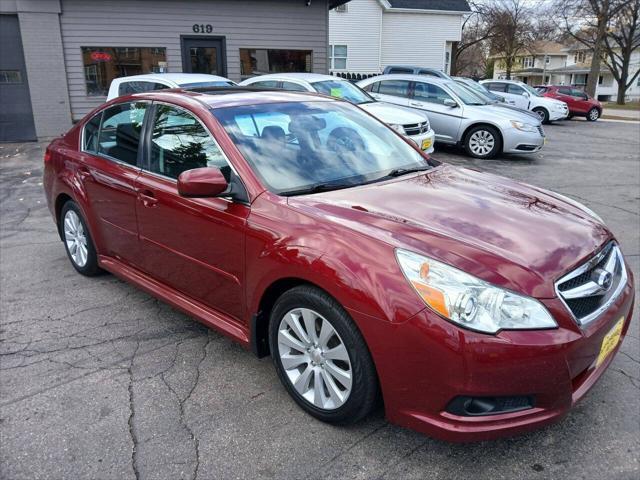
[502,127,546,154]
[407,128,435,154]
[550,106,569,121]
[352,267,634,442]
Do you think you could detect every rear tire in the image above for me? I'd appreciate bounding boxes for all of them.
[60,201,101,276]
[533,107,550,124]
[464,125,501,159]
[587,108,600,122]
[268,285,378,425]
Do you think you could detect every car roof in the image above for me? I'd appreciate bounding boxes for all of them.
[126,88,336,110]
[243,72,337,83]
[482,79,523,85]
[362,74,452,86]
[113,73,233,85]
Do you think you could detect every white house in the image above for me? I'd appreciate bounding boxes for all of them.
[328,0,470,77]
[492,41,640,102]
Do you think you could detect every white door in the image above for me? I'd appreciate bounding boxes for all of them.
[485,82,520,107]
[504,83,531,109]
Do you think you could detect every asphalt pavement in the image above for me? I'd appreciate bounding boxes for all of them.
[1,117,639,480]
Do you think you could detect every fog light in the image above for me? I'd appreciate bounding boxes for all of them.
[445,395,534,416]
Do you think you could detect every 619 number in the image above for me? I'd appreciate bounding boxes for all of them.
[193,24,213,33]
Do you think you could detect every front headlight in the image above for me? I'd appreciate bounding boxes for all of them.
[510,120,538,133]
[389,124,405,135]
[396,249,557,334]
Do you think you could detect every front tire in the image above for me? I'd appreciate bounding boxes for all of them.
[587,108,600,121]
[533,107,550,124]
[60,201,101,276]
[269,285,378,425]
[464,125,501,159]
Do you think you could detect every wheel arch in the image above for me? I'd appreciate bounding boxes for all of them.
[54,193,74,239]
[461,122,504,151]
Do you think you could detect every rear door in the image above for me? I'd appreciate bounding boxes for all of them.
[78,101,148,265]
[505,84,530,109]
[485,82,517,106]
[408,81,462,143]
[570,88,591,114]
[134,102,248,319]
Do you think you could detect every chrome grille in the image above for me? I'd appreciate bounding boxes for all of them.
[555,242,627,326]
[403,121,430,136]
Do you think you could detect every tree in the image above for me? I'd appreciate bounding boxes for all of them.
[556,0,627,97]
[450,2,497,76]
[603,0,640,104]
[487,0,534,79]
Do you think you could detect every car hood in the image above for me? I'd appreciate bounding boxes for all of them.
[288,164,610,298]
[466,103,542,125]
[360,101,429,125]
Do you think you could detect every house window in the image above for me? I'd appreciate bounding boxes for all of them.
[545,56,550,64]
[240,48,312,76]
[574,51,586,63]
[81,47,167,96]
[574,74,587,85]
[523,57,534,68]
[444,50,451,74]
[330,45,348,70]
[599,75,604,85]
[335,3,348,12]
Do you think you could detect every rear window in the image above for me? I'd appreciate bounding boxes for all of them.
[386,67,413,74]
[179,81,236,88]
[96,102,148,166]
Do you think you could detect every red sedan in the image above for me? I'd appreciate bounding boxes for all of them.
[535,85,603,121]
[43,88,634,442]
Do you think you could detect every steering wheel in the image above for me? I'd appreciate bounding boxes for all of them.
[327,127,366,155]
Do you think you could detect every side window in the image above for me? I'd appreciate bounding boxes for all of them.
[149,105,229,180]
[248,80,279,88]
[118,81,159,96]
[83,112,102,152]
[362,82,379,93]
[412,82,454,105]
[507,84,524,95]
[418,69,437,77]
[487,82,506,92]
[97,102,147,165]
[558,87,572,95]
[280,81,309,92]
[387,67,413,74]
[378,80,410,97]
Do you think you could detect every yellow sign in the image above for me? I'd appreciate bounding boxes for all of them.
[330,88,343,98]
[596,317,624,367]
[421,138,432,151]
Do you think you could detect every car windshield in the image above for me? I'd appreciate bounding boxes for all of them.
[212,101,430,195]
[446,82,487,106]
[521,83,542,97]
[180,81,236,88]
[456,80,496,103]
[311,80,373,105]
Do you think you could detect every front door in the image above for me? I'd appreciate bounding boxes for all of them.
[0,15,36,141]
[181,37,226,76]
[409,81,462,144]
[135,102,247,320]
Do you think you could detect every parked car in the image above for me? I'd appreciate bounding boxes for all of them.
[382,65,451,79]
[43,88,633,442]
[106,73,236,101]
[454,77,508,104]
[535,85,602,121]
[357,74,546,159]
[240,73,435,153]
[480,79,569,124]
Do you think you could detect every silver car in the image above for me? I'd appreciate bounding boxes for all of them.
[357,74,546,159]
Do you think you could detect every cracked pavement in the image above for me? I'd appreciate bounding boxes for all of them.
[1,119,639,479]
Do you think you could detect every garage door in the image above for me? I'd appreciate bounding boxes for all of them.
[0,15,36,142]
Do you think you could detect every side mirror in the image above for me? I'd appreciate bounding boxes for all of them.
[178,167,228,198]
[444,98,458,108]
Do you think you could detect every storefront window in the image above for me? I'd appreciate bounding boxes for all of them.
[240,48,312,77]
[81,47,167,96]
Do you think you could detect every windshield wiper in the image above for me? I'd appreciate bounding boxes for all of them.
[279,182,355,196]
[385,165,431,178]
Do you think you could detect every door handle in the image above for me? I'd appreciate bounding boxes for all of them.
[137,189,158,207]
[77,166,92,181]
[409,101,424,107]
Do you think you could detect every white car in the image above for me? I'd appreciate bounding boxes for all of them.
[480,79,569,123]
[239,73,436,153]
[106,73,236,101]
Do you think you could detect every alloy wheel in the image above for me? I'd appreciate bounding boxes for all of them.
[589,109,599,121]
[277,308,352,410]
[63,210,88,267]
[468,130,495,157]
